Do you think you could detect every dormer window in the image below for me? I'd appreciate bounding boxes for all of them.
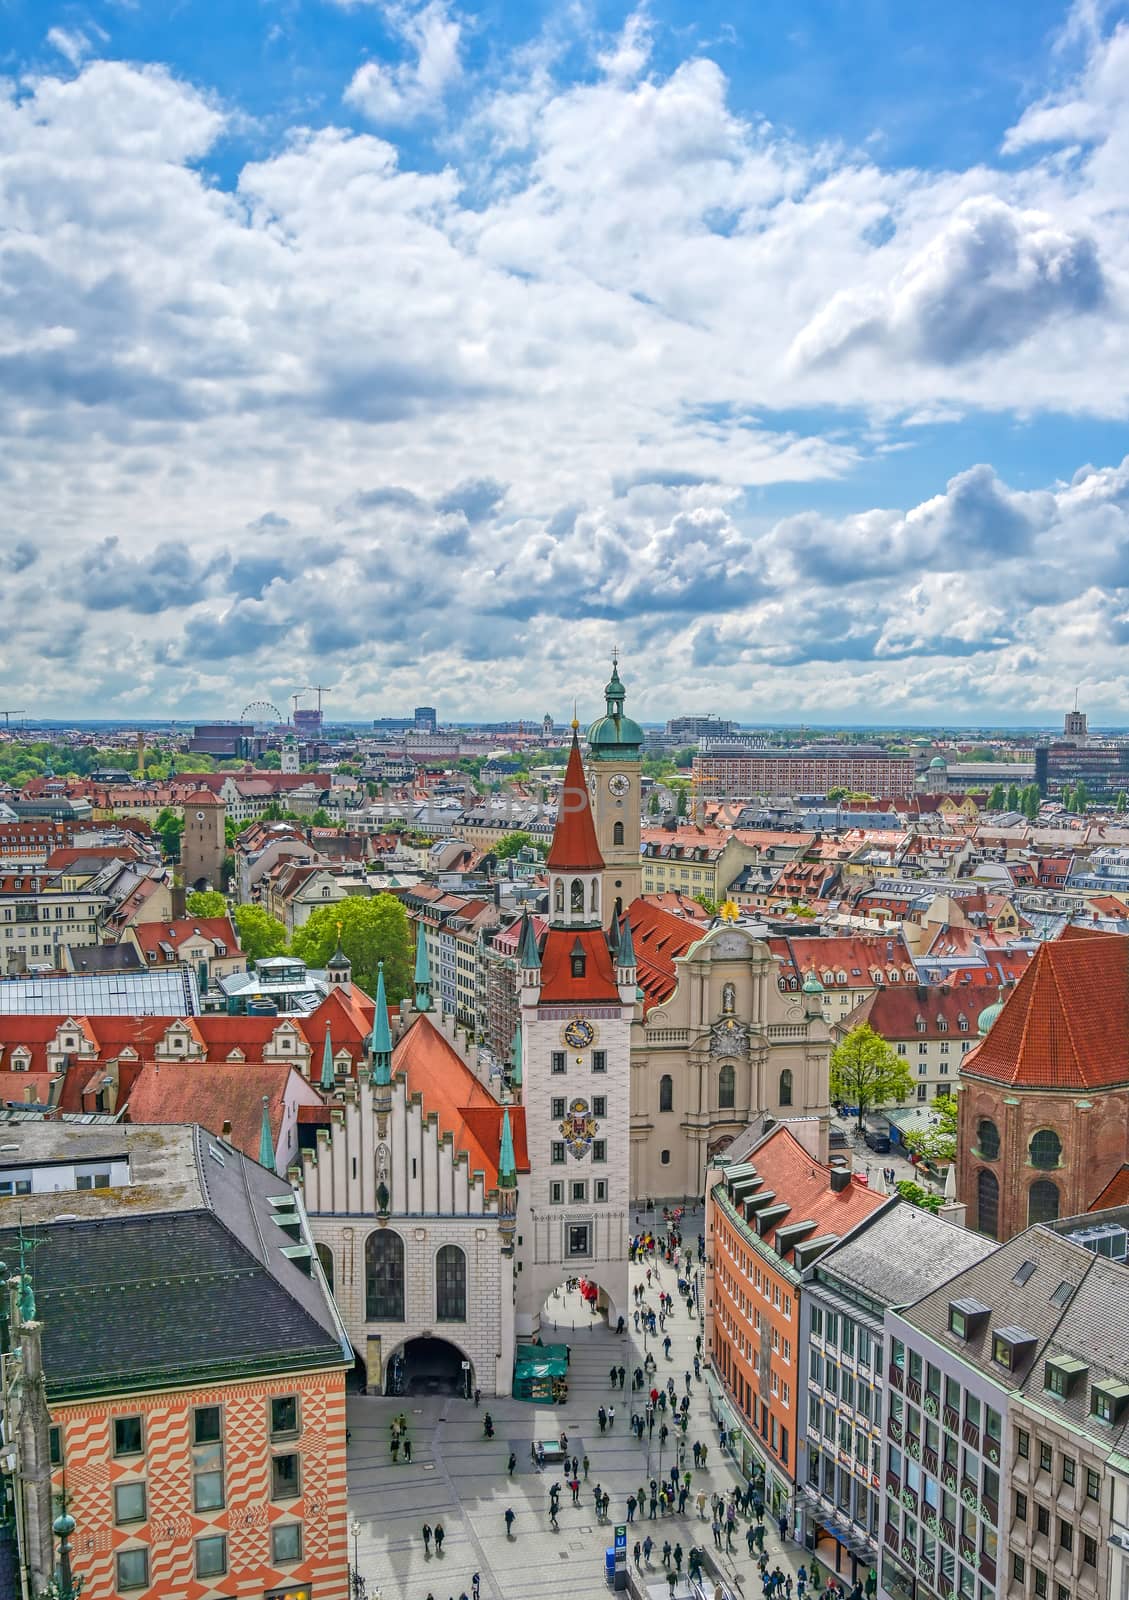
[888,969,900,982]
[949,1297,990,1340]
[570,939,586,979]
[1044,1357,1087,1399]
[1090,1379,1129,1424]
[991,1325,1035,1372]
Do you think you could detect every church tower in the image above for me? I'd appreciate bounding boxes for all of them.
[586,653,644,917]
[515,724,635,1337]
[181,789,226,892]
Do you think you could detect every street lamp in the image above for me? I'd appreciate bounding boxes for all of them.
[350,1518,366,1600]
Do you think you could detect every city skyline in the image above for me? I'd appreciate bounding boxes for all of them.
[2,0,1129,719]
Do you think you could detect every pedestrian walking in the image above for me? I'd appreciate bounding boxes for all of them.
[674,1543,683,1573]
[504,1508,515,1537]
[693,1441,702,1467]
[778,1513,788,1541]
[391,1436,400,1463]
[583,1454,590,1479]
[473,1575,480,1600]
[507,1451,516,1476]
[608,1405,616,1428]
[422,1523,432,1553]
[474,1387,481,1408]
[627,1494,637,1523]
[643,1535,654,1565]
[403,1438,412,1463]
[434,1522,445,1553]
[663,1335,672,1359]
[662,1540,672,1567]
[571,1476,580,1505]
[712,1517,722,1550]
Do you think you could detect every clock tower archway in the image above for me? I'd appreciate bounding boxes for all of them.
[586,653,644,917]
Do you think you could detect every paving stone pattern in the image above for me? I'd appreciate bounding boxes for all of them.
[347,1206,816,1600]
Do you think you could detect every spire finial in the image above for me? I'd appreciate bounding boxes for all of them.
[611,642,618,669]
[258,1094,276,1172]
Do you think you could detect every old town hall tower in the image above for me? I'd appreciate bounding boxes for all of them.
[514,723,635,1336]
[586,653,644,917]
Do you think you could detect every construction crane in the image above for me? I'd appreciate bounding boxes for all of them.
[0,710,25,729]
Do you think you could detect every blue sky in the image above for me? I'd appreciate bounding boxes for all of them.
[2,0,1129,722]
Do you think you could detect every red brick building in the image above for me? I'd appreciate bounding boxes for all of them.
[957,927,1129,1241]
[705,1126,889,1517]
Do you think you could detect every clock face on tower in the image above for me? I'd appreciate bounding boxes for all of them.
[608,774,630,797]
[563,1018,595,1049]
[195,810,206,821]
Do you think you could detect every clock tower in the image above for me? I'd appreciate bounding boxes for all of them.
[514,724,635,1337]
[586,653,644,917]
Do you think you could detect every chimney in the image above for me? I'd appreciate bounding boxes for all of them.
[830,1161,852,1193]
[222,1119,232,1136]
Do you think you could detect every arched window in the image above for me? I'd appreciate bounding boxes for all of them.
[590,877,599,912]
[718,1064,736,1110]
[1029,1129,1062,1170]
[436,1244,467,1322]
[779,1069,793,1107]
[365,1230,405,1321]
[659,1074,673,1113]
[570,878,584,913]
[613,821,624,846]
[315,1241,335,1295]
[976,1169,999,1240]
[1028,1180,1060,1226]
[554,880,564,913]
[570,944,586,979]
[977,1119,1000,1160]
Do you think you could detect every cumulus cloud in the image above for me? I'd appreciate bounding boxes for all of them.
[5,13,1129,719]
[344,1,462,123]
[46,27,91,68]
[792,197,1105,367]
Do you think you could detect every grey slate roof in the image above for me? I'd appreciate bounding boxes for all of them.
[1018,1251,1129,1456]
[0,1123,349,1400]
[816,1203,997,1309]
[898,1224,1098,1386]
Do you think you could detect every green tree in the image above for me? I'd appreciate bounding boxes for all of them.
[648,791,662,816]
[232,904,289,964]
[695,894,719,916]
[827,787,849,804]
[1074,779,1090,813]
[154,807,184,862]
[894,1179,944,1214]
[186,889,227,918]
[902,1094,957,1165]
[673,747,697,769]
[493,830,539,861]
[829,1024,915,1131]
[1006,784,1020,811]
[290,894,413,1002]
[308,807,340,830]
[1116,790,1128,814]
[676,787,688,817]
[986,784,1005,811]
[1022,784,1041,822]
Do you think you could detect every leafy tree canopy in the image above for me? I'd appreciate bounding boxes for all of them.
[829,1023,914,1129]
[493,829,541,861]
[232,904,289,964]
[290,894,412,1003]
[894,1179,944,1214]
[185,889,227,918]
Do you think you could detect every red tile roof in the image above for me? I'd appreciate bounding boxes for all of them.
[125,1061,308,1159]
[538,926,620,1004]
[963,927,1129,1091]
[392,1014,529,1187]
[131,916,242,960]
[546,733,604,872]
[1089,1165,1129,1210]
[844,983,987,1041]
[728,1124,888,1251]
[628,897,701,1011]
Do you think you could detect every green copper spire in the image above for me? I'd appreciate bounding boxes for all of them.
[258,1095,276,1172]
[320,1023,335,1092]
[498,1104,517,1189]
[509,1022,522,1088]
[371,961,392,1086]
[414,934,432,1011]
[616,912,636,969]
[518,910,541,969]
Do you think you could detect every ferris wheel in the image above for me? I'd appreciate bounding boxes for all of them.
[241,700,284,730]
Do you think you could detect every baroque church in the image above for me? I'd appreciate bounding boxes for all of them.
[582,658,833,1202]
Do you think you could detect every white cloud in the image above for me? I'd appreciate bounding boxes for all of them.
[46,27,91,68]
[344,1,462,123]
[5,12,1129,718]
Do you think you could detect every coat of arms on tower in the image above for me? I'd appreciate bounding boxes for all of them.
[709,1016,750,1057]
[560,1097,597,1159]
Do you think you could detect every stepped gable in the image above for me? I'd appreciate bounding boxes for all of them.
[964,927,1129,1091]
[392,1013,529,1187]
